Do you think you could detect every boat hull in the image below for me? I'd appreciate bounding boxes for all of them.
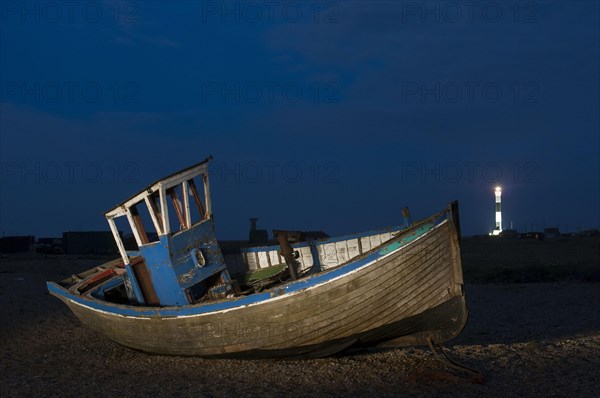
[49,204,467,359]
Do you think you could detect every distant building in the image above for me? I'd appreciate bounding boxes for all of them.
[0,236,34,253]
[581,229,600,237]
[248,218,268,245]
[543,227,561,240]
[122,232,158,251]
[62,231,119,255]
[499,229,519,239]
[520,231,544,240]
[36,237,63,254]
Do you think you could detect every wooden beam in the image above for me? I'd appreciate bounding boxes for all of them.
[125,209,143,248]
[168,187,185,230]
[130,205,149,244]
[188,178,205,219]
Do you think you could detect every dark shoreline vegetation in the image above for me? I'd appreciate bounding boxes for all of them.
[461,236,600,283]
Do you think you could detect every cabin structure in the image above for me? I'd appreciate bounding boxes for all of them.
[103,156,235,307]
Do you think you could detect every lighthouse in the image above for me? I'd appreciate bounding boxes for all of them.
[492,186,502,235]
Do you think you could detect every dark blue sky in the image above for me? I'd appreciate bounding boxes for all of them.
[1,1,598,239]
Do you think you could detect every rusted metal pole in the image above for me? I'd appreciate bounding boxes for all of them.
[402,207,412,227]
[274,230,299,280]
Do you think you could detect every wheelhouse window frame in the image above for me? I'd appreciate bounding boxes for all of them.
[104,158,213,265]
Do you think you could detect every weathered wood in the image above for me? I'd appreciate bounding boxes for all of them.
[188,179,205,219]
[130,257,160,306]
[130,205,149,245]
[50,204,467,358]
[167,187,186,230]
[274,230,300,280]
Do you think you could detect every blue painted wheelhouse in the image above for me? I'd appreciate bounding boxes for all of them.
[102,156,235,307]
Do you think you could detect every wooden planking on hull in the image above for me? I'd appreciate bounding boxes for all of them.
[61,220,464,358]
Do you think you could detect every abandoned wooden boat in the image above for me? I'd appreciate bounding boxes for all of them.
[47,156,469,359]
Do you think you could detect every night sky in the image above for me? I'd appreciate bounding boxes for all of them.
[1,1,598,240]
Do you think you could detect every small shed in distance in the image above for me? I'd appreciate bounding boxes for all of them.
[62,231,119,255]
[0,236,34,253]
